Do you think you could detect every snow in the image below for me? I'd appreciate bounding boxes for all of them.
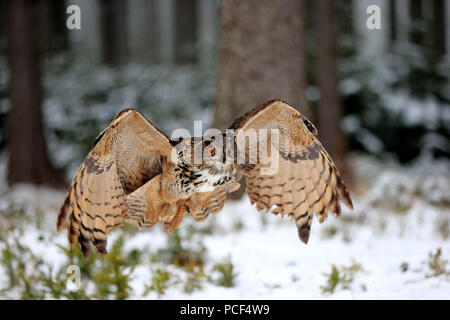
[0,155,449,300]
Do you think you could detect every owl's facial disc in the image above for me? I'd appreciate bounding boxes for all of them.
[202,134,237,166]
[170,135,236,167]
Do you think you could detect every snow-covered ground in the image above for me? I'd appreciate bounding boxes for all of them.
[0,155,449,300]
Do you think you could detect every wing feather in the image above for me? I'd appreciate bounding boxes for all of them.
[57,109,172,257]
[231,100,353,244]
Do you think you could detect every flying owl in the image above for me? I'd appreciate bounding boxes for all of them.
[57,100,353,257]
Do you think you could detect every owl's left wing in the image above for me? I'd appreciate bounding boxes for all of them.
[230,100,353,243]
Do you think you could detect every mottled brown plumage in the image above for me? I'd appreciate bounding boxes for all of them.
[57,100,353,257]
[231,100,353,243]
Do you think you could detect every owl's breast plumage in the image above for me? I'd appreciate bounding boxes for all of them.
[168,161,235,197]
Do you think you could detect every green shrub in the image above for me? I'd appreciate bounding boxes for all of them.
[91,235,140,300]
[211,257,238,288]
[144,268,172,298]
[321,262,363,294]
[184,266,207,293]
[156,229,206,270]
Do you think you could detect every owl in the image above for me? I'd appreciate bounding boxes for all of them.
[57,100,353,257]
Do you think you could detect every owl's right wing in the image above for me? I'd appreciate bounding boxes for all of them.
[57,109,173,257]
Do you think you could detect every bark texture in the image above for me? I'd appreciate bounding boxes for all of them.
[213,0,309,130]
[6,0,65,187]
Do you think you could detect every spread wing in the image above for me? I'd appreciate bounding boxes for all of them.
[57,109,172,257]
[230,100,353,243]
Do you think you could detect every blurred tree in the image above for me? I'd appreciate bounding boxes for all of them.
[99,0,128,65]
[6,0,65,187]
[128,0,160,64]
[0,0,5,153]
[315,0,348,177]
[0,0,5,55]
[389,0,397,44]
[433,0,446,57]
[158,0,175,65]
[38,0,69,54]
[213,0,309,199]
[197,0,218,68]
[409,0,424,46]
[213,0,310,130]
[175,0,197,64]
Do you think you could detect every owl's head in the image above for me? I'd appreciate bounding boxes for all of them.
[170,133,237,169]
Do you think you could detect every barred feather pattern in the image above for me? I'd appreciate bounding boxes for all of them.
[57,109,173,257]
[234,100,353,244]
[57,154,127,257]
[246,145,352,243]
[126,174,163,229]
[57,101,354,258]
[187,181,240,222]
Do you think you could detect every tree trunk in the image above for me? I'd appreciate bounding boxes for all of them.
[315,0,349,181]
[175,0,198,64]
[214,0,309,199]
[197,0,218,68]
[433,0,446,57]
[0,0,5,54]
[48,0,69,52]
[128,0,160,64]
[6,0,65,188]
[409,0,423,45]
[389,0,398,44]
[158,0,175,65]
[213,0,309,131]
[99,0,128,66]
[38,0,69,54]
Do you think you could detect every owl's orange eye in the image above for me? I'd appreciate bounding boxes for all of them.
[207,146,216,156]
